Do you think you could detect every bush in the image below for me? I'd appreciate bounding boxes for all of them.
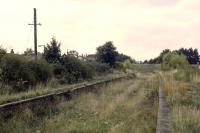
[59,55,93,83]
[0,54,34,91]
[52,63,65,78]
[88,61,110,74]
[28,59,52,84]
[115,60,133,72]
[60,55,82,83]
[0,54,53,91]
[43,37,61,64]
[80,62,93,79]
[174,66,200,82]
[161,52,188,71]
[115,62,124,71]
[0,46,6,60]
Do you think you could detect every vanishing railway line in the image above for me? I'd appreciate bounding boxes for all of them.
[0,75,131,113]
[0,72,172,133]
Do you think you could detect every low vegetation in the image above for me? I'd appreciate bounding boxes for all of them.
[0,73,159,133]
[0,54,52,91]
[0,35,199,132]
[0,72,126,105]
[162,66,200,133]
[161,52,188,71]
[0,38,135,103]
[144,48,199,65]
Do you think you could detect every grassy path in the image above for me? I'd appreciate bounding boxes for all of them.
[156,73,171,133]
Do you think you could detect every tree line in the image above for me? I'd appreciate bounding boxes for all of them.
[0,38,134,92]
[144,48,200,64]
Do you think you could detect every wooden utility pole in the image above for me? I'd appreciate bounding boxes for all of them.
[28,8,41,60]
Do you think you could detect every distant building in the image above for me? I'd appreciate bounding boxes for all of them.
[86,54,96,61]
[78,54,87,61]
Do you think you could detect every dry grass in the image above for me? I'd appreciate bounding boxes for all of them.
[162,71,187,96]
[172,106,200,133]
[162,69,200,133]
[0,72,126,105]
[0,73,159,133]
[163,79,186,96]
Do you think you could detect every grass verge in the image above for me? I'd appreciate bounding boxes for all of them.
[163,69,200,133]
[0,72,127,105]
[0,73,158,133]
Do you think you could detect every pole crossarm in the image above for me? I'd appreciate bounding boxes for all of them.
[28,23,42,26]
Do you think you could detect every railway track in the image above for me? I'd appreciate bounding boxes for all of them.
[0,75,131,113]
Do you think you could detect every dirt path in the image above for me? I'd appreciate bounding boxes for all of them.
[156,73,171,133]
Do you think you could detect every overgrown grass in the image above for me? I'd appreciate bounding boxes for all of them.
[162,68,200,133]
[0,73,159,133]
[0,72,126,105]
[174,65,200,83]
[133,64,160,73]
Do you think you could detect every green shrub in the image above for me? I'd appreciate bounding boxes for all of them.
[0,54,35,91]
[161,52,188,71]
[61,56,82,83]
[115,62,124,71]
[0,54,53,91]
[60,55,94,83]
[52,63,65,78]
[80,62,93,79]
[89,61,110,74]
[43,37,61,64]
[28,59,53,84]
[115,60,133,72]
[174,66,200,82]
[0,46,6,60]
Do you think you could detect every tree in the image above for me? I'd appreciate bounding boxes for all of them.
[157,49,171,63]
[67,50,79,57]
[0,54,35,90]
[0,46,6,60]
[161,52,188,70]
[96,41,118,66]
[176,48,199,64]
[116,53,136,63]
[24,48,34,56]
[10,49,14,54]
[147,49,171,64]
[145,48,200,64]
[59,55,92,83]
[43,37,61,64]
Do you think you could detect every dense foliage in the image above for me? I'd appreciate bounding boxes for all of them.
[0,54,52,91]
[43,37,61,64]
[0,38,135,92]
[96,41,118,67]
[161,52,188,70]
[116,53,136,63]
[145,48,200,64]
[0,46,6,60]
[175,48,199,64]
[42,39,114,84]
[59,55,93,83]
[96,41,135,67]
[24,48,34,56]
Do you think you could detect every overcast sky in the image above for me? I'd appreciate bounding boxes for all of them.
[0,0,200,61]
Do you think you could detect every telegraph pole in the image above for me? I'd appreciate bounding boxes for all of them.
[28,8,41,60]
